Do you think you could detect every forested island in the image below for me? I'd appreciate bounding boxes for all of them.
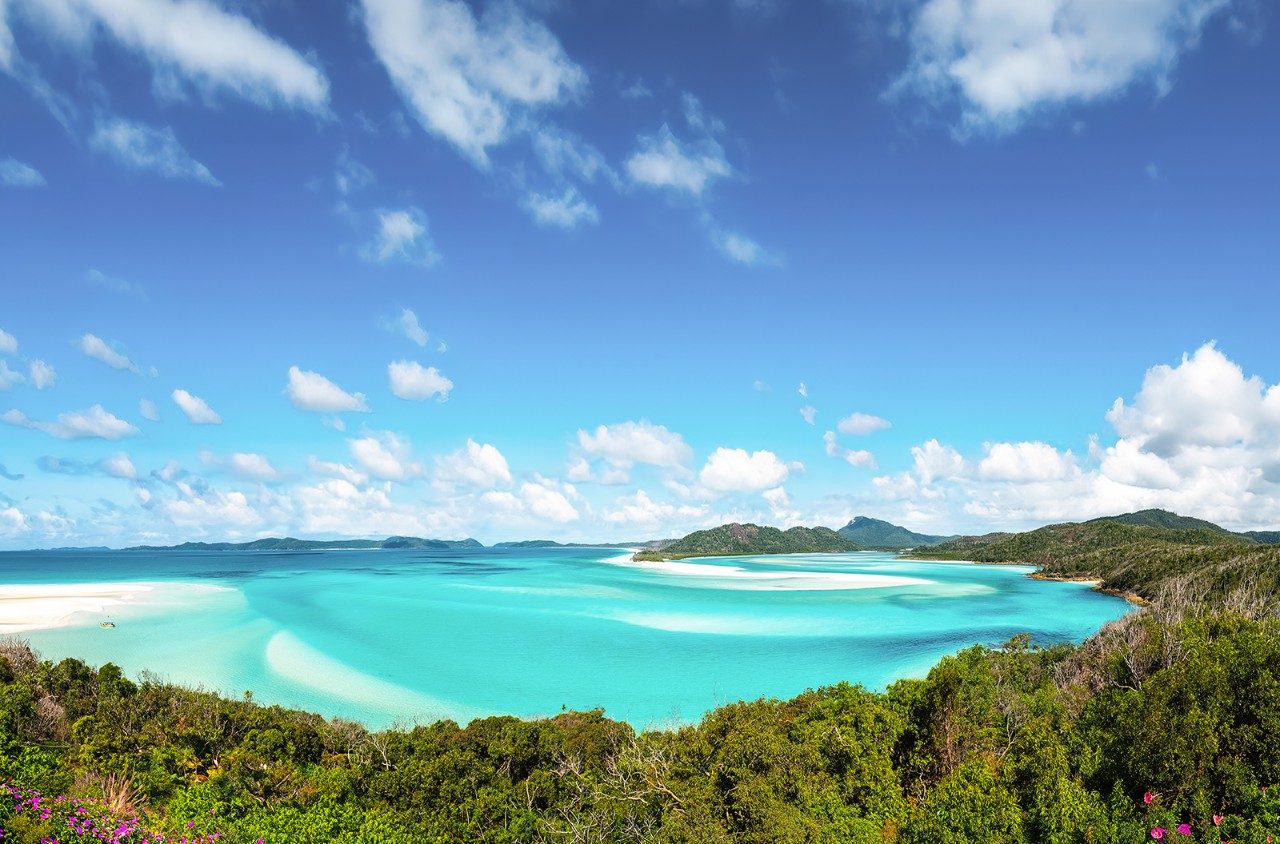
[2,509,1279,842]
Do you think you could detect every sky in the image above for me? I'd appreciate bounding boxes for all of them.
[1,0,1278,548]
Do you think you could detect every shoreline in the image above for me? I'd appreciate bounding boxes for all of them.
[0,582,157,633]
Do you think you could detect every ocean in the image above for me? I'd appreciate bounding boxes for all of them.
[0,546,1131,728]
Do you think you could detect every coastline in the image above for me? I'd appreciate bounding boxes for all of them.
[0,582,156,633]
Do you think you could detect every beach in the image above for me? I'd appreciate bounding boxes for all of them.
[0,582,156,633]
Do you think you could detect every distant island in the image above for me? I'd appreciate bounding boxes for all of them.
[125,536,484,552]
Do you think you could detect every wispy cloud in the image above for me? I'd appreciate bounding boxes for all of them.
[90,118,220,185]
[359,0,586,166]
[2,405,139,440]
[0,157,45,187]
[362,207,440,268]
[77,333,138,372]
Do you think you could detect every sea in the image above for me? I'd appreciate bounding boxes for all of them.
[0,546,1132,728]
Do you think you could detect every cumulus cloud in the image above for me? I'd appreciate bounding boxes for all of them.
[626,125,730,196]
[0,329,16,355]
[307,456,369,487]
[603,489,703,526]
[78,333,136,371]
[349,432,422,482]
[436,439,511,489]
[7,0,328,111]
[171,389,221,424]
[800,406,817,425]
[837,412,892,435]
[893,0,1232,134]
[359,0,586,166]
[521,187,599,229]
[576,420,691,481]
[363,207,440,268]
[871,344,1280,530]
[2,404,138,439]
[227,452,280,482]
[100,453,137,480]
[90,118,219,185]
[286,366,368,413]
[28,360,55,389]
[699,447,790,492]
[388,360,453,401]
[138,398,159,421]
[0,157,44,187]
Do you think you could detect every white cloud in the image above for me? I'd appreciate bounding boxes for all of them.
[577,421,692,470]
[521,187,599,229]
[28,360,55,390]
[1,404,138,439]
[977,440,1077,482]
[626,125,730,196]
[895,0,1231,134]
[869,344,1280,530]
[699,447,790,492]
[90,118,219,185]
[532,127,615,184]
[0,329,16,355]
[435,439,511,489]
[78,333,136,371]
[12,0,328,111]
[286,366,369,413]
[307,456,369,486]
[139,398,159,421]
[800,405,817,425]
[714,230,775,266]
[228,452,280,482]
[388,360,453,401]
[0,157,44,186]
[837,412,892,435]
[603,489,701,525]
[100,453,137,480]
[171,389,221,424]
[519,479,579,523]
[349,432,422,482]
[824,430,879,470]
[798,382,807,398]
[359,0,586,166]
[363,207,440,267]
[0,360,22,389]
[387,307,428,346]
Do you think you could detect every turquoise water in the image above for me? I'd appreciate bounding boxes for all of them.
[0,547,1131,728]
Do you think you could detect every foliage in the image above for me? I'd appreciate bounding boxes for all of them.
[0,611,1278,842]
[653,523,859,560]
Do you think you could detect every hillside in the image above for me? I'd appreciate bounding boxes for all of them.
[836,515,951,549]
[127,536,483,552]
[914,516,1279,609]
[642,523,859,560]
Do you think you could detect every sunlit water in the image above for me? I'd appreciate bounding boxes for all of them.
[0,547,1131,728]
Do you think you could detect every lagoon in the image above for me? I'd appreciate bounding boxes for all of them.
[0,546,1131,728]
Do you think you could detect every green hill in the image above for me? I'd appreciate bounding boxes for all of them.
[836,515,951,549]
[643,523,859,560]
[1088,507,1234,533]
[913,515,1278,607]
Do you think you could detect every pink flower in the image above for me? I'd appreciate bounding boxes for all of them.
[1144,791,1156,804]
[1213,815,1223,826]
[1151,828,1165,840]
[1176,824,1191,835]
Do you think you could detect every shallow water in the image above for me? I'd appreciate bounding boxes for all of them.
[0,547,1131,728]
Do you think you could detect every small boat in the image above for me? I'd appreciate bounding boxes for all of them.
[99,621,115,629]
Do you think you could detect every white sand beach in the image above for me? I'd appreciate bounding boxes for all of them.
[602,551,930,591]
[0,582,156,633]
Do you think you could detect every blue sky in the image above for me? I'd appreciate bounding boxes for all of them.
[1,0,1278,548]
